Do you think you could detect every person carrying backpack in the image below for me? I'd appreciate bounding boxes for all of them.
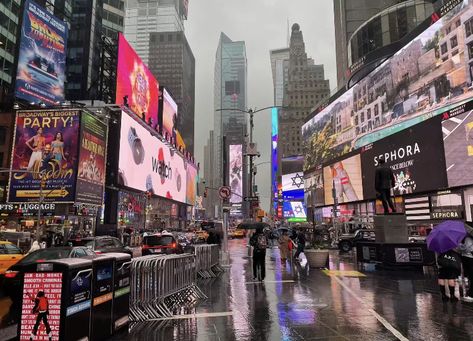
[437,249,462,302]
[294,228,306,261]
[250,227,267,281]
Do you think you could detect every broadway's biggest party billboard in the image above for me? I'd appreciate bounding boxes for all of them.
[118,111,187,204]
[75,112,108,205]
[15,0,68,105]
[8,110,80,203]
[116,33,160,126]
[229,145,243,203]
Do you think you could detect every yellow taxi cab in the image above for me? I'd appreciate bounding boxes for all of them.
[0,241,24,275]
[195,230,209,242]
[232,229,246,239]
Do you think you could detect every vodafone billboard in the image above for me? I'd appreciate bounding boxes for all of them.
[118,111,187,203]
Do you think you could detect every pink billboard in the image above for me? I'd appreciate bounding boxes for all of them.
[118,111,187,203]
[161,88,178,140]
[116,33,160,126]
[186,163,197,205]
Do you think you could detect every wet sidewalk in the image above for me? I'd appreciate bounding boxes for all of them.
[112,239,473,341]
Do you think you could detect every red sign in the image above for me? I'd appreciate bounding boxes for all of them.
[20,272,62,341]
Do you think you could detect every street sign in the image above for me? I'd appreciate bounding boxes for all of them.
[244,196,259,202]
[218,186,232,200]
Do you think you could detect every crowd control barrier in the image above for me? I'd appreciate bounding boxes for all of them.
[193,244,224,278]
[129,254,207,321]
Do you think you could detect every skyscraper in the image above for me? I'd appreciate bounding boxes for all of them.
[279,24,330,159]
[102,0,125,40]
[124,0,186,63]
[270,48,290,107]
[148,31,195,153]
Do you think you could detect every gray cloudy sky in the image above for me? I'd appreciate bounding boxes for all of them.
[185,0,337,211]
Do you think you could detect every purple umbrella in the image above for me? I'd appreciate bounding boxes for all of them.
[427,220,466,253]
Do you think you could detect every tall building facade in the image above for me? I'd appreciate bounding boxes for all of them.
[280,24,330,159]
[149,31,195,153]
[124,0,186,63]
[102,0,125,40]
[270,48,290,107]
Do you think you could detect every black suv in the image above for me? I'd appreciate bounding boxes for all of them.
[338,229,376,252]
[70,236,133,257]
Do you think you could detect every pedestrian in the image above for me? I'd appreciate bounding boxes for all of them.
[374,156,396,214]
[437,249,462,302]
[459,235,473,302]
[294,228,306,261]
[278,231,290,263]
[250,227,267,281]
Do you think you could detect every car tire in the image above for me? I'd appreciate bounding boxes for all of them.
[339,241,352,253]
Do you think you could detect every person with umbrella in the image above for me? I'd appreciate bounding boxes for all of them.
[458,223,473,302]
[427,220,465,302]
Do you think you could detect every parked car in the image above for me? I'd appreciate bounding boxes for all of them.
[70,236,133,256]
[230,229,246,239]
[338,229,376,252]
[142,233,184,255]
[0,241,24,275]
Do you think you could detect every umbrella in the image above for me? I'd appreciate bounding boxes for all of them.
[427,220,466,253]
[237,222,270,230]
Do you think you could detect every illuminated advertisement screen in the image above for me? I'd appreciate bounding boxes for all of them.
[323,154,363,205]
[361,116,447,199]
[229,144,243,203]
[283,201,307,222]
[76,112,107,205]
[8,110,80,203]
[161,88,178,140]
[15,0,68,105]
[116,33,160,126]
[303,0,472,172]
[304,169,324,207]
[118,111,187,203]
[282,172,304,200]
[271,107,279,201]
[186,163,197,205]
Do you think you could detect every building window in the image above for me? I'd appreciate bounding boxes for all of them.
[468,43,473,60]
[367,108,371,120]
[360,112,365,123]
[465,19,473,37]
[441,43,448,55]
[446,26,451,34]
[451,35,458,49]
[452,49,459,56]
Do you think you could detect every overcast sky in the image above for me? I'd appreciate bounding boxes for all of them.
[185,0,337,211]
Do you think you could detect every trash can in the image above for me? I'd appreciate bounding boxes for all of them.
[16,258,93,341]
[107,253,132,333]
[90,255,115,341]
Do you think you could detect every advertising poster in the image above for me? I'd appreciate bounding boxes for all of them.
[282,172,304,200]
[20,272,62,341]
[302,0,470,172]
[304,169,324,207]
[271,107,279,201]
[161,88,178,140]
[229,144,243,203]
[283,201,307,222]
[118,111,187,203]
[443,110,473,187]
[75,112,107,205]
[186,163,197,205]
[15,0,68,105]
[116,33,160,126]
[323,154,364,205]
[361,117,447,199]
[8,110,80,203]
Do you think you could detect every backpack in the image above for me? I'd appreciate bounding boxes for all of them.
[256,234,267,250]
[437,251,461,271]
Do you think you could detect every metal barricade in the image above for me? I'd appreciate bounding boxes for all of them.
[193,244,224,278]
[129,254,207,321]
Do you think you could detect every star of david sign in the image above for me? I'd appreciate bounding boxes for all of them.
[291,173,304,189]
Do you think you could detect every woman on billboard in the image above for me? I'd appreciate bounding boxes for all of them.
[331,161,359,202]
[26,127,46,170]
[51,132,66,164]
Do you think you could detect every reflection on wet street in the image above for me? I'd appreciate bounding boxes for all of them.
[112,239,473,340]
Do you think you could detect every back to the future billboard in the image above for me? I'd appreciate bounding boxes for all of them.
[15,0,68,105]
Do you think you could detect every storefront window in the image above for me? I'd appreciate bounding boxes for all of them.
[431,192,463,220]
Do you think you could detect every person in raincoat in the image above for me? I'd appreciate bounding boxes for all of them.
[278,231,290,263]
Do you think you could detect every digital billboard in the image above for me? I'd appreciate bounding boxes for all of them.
[229,144,243,203]
[271,108,279,202]
[283,201,307,222]
[118,111,187,203]
[186,163,198,205]
[282,172,304,200]
[8,110,80,203]
[75,112,108,205]
[304,169,324,207]
[361,116,447,199]
[15,0,68,105]
[161,88,178,140]
[116,33,160,126]
[323,154,363,205]
[303,0,473,172]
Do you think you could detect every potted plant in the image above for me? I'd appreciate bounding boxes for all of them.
[304,240,330,268]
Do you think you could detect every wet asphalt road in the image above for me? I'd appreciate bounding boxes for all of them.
[111,239,473,341]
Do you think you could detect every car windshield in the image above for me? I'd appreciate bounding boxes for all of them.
[144,236,173,246]
[17,248,72,265]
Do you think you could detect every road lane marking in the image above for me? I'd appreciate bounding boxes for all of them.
[149,311,234,321]
[246,280,295,284]
[322,270,366,277]
[331,275,409,341]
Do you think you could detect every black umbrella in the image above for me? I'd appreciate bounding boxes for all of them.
[237,222,270,230]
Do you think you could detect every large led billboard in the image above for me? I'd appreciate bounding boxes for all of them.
[118,111,187,204]
[303,0,473,172]
[186,163,198,205]
[229,144,243,203]
[271,108,279,202]
[282,172,304,200]
[116,33,160,126]
[76,112,108,205]
[304,169,324,207]
[161,88,178,140]
[8,110,80,203]
[323,154,363,205]
[361,116,447,199]
[15,0,68,105]
[283,201,307,222]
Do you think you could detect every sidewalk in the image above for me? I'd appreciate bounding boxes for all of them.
[113,239,473,340]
